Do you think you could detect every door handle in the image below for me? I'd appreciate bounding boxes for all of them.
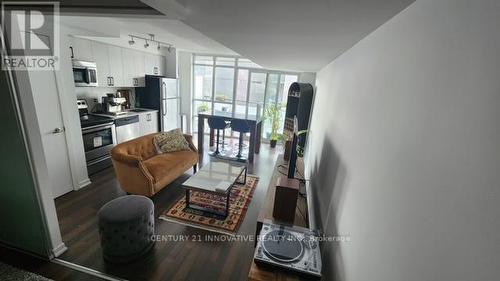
[69,46,74,58]
[52,127,65,134]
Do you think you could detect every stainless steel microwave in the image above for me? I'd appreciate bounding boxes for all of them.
[72,60,98,87]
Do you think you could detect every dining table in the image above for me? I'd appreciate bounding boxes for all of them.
[197,112,263,163]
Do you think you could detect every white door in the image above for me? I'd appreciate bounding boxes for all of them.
[28,35,74,198]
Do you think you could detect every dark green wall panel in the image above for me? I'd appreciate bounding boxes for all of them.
[0,71,48,256]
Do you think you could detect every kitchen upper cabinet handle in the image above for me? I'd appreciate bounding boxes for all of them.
[154,67,158,75]
[69,46,74,58]
[110,77,114,86]
[147,113,151,121]
[107,77,111,86]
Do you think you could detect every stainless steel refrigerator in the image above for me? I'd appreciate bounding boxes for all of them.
[136,75,180,132]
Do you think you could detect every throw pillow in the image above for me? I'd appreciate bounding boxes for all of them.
[153,129,191,154]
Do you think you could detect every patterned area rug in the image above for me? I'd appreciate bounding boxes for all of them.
[0,262,53,281]
[160,175,258,235]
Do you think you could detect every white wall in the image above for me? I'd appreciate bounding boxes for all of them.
[298,72,316,87]
[305,0,500,280]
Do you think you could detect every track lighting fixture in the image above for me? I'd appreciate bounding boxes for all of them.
[128,34,173,52]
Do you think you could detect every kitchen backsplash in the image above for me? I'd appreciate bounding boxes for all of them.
[75,87,136,112]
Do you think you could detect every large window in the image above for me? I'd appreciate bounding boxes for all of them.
[193,65,213,100]
[192,55,298,141]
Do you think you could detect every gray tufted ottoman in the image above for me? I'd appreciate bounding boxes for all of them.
[98,195,155,263]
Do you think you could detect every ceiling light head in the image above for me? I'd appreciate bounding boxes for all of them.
[144,40,149,48]
[128,36,135,45]
[157,43,161,50]
[167,45,171,53]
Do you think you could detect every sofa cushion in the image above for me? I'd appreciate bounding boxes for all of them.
[153,128,191,154]
[112,133,158,162]
[142,150,198,184]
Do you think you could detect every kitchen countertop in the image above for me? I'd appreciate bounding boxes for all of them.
[129,108,159,113]
[92,108,158,119]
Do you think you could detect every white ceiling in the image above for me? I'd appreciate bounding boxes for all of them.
[142,0,415,72]
[60,15,237,55]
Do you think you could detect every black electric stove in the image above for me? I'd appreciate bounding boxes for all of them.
[80,113,114,128]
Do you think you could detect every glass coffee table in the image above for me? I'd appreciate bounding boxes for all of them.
[182,160,247,219]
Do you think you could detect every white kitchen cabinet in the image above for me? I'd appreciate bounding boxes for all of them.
[69,37,93,61]
[91,41,112,87]
[144,54,155,75]
[145,54,164,76]
[121,48,135,87]
[91,41,124,87]
[138,111,159,136]
[158,56,166,76]
[122,49,146,87]
[69,37,166,88]
[133,51,146,87]
[108,45,124,87]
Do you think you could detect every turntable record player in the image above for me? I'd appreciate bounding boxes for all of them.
[254,222,322,278]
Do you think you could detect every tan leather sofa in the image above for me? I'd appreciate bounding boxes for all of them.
[110,133,198,197]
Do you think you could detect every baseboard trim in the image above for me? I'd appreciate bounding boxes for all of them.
[52,242,67,257]
[305,180,318,232]
[76,178,91,190]
[52,259,125,281]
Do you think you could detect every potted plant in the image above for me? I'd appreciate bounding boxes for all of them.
[197,103,209,113]
[264,104,284,148]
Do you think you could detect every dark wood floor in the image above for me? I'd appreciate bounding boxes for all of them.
[0,245,103,281]
[55,138,281,281]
